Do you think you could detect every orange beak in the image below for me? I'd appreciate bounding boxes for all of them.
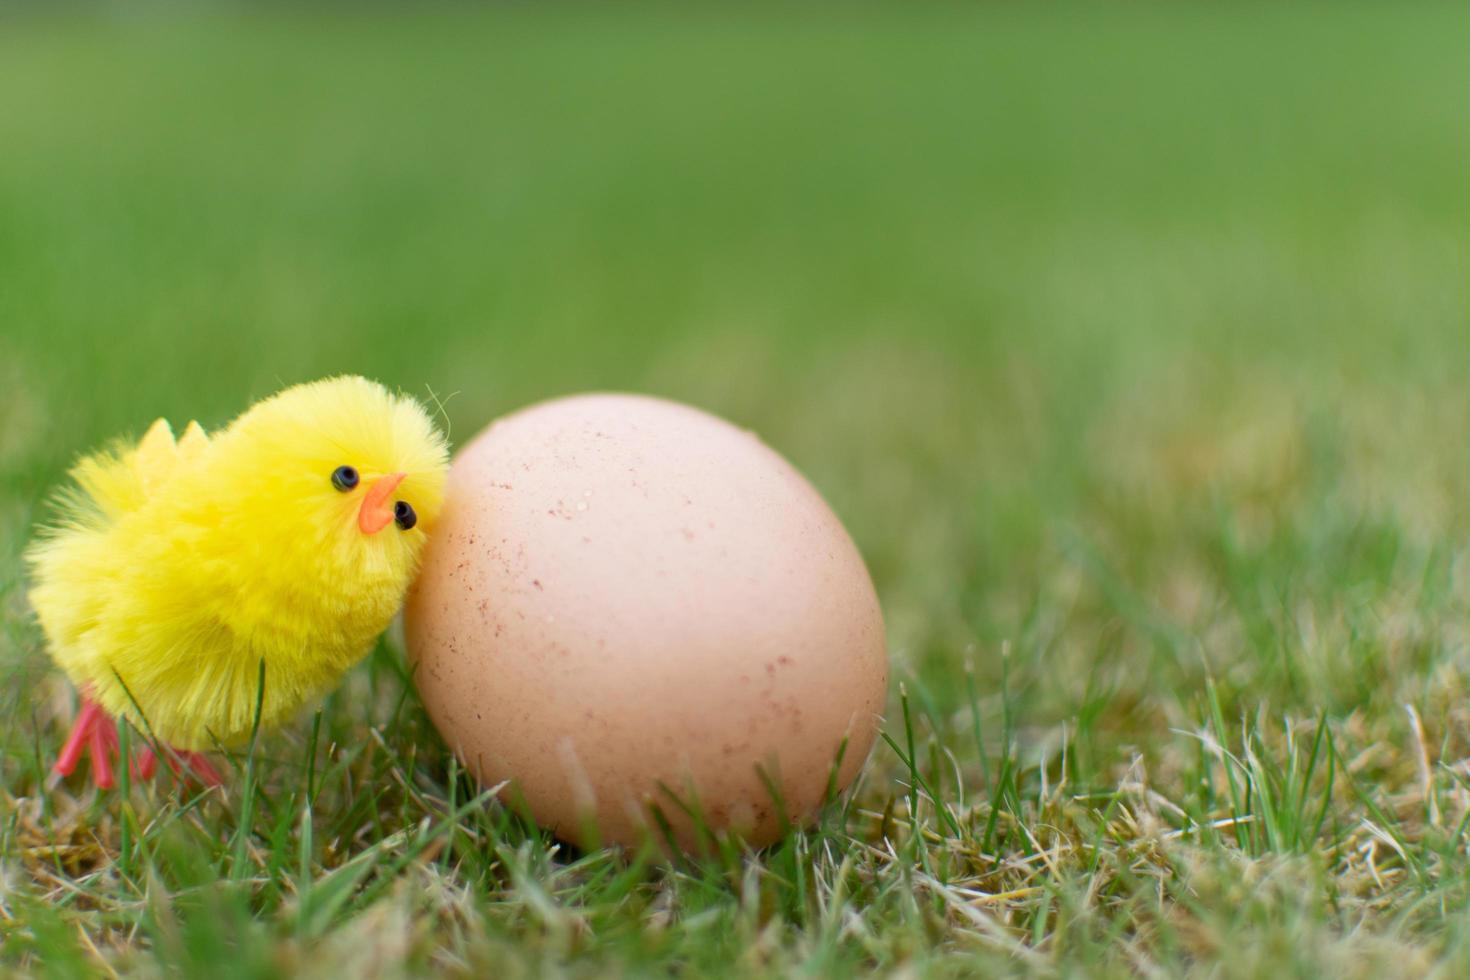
[358,472,406,534]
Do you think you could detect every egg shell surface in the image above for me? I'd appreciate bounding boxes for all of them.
[405,393,888,850]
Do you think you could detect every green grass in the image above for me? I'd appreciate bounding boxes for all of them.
[6,4,1470,976]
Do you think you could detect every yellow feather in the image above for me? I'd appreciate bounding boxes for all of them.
[177,420,209,460]
[135,418,179,495]
[26,376,450,750]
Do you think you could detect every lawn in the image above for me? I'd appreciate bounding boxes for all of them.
[5,4,1470,976]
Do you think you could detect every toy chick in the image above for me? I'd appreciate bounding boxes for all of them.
[26,376,449,787]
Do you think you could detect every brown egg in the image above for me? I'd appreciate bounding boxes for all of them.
[404,394,888,850]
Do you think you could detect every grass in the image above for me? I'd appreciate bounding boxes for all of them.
[5,4,1470,976]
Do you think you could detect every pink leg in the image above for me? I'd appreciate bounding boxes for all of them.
[88,715,116,790]
[155,747,225,787]
[51,695,120,789]
[52,698,104,779]
[178,752,224,786]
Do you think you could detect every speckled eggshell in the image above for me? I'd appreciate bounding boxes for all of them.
[404,393,888,850]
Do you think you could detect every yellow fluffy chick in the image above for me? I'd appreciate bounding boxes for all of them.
[27,376,449,787]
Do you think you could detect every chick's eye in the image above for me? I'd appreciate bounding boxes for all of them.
[331,465,359,492]
[393,500,417,530]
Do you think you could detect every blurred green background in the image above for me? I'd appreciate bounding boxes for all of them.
[5,2,1470,768]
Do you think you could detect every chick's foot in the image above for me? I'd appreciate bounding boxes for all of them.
[51,696,224,790]
[51,696,120,789]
